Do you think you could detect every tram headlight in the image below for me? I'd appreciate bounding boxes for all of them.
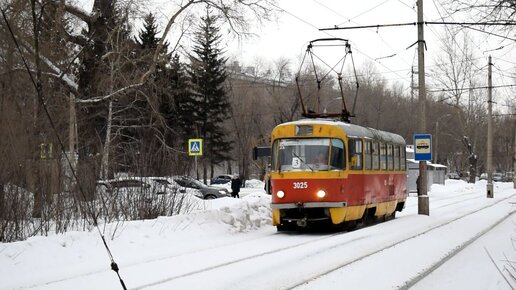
[316,190,326,198]
[276,190,285,199]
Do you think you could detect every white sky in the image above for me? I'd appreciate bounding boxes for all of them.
[78,0,515,110]
[1,179,516,289]
[226,0,516,109]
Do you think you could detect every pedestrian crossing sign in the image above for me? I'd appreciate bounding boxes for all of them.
[188,139,203,156]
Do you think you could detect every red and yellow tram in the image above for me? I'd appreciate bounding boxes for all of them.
[270,118,407,230]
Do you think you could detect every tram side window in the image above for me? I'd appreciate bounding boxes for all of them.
[373,142,380,170]
[330,139,346,170]
[364,141,372,170]
[400,146,407,170]
[349,139,363,170]
[380,142,387,170]
[394,145,400,170]
[387,144,393,170]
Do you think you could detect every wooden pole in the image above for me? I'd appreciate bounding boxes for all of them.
[417,0,429,215]
[487,56,494,198]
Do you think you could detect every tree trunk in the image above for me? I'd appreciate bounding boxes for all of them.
[99,100,113,179]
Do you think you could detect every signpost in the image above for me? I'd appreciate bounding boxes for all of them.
[188,139,203,177]
[414,134,432,161]
[188,139,203,156]
[414,134,432,215]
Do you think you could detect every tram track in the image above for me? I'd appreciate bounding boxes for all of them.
[397,209,516,290]
[404,191,485,212]
[289,193,516,289]
[24,229,345,290]
[130,231,351,290]
[135,193,516,290]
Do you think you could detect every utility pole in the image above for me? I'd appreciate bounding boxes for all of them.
[487,56,494,198]
[417,0,429,215]
[435,120,439,163]
[513,121,516,189]
[411,66,416,101]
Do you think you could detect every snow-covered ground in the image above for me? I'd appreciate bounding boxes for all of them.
[1,180,515,290]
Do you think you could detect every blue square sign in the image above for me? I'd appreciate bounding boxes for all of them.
[413,134,432,161]
[188,139,203,156]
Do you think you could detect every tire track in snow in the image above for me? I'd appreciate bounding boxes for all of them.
[289,193,516,289]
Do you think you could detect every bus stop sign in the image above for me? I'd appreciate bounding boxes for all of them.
[413,134,432,161]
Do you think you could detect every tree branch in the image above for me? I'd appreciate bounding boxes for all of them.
[75,82,144,104]
[63,2,93,26]
[140,0,200,83]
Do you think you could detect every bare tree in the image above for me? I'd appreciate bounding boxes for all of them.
[430,31,483,181]
[223,57,297,180]
[450,1,516,25]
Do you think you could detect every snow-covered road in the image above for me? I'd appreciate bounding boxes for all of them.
[1,180,515,290]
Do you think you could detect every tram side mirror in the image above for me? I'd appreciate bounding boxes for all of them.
[253,146,270,160]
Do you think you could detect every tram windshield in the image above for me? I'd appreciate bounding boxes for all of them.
[271,138,345,172]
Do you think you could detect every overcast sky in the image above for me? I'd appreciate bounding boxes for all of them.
[226,0,516,109]
[77,0,515,111]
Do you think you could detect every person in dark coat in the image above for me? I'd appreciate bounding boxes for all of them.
[231,174,241,198]
[416,175,421,196]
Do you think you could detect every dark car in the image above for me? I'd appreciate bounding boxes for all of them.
[172,176,230,199]
[210,174,233,185]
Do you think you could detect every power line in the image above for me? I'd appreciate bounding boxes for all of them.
[428,83,516,93]
[461,24,516,42]
[430,0,485,74]
[311,0,413,67]
[336,0,392,26]
[320,21,516,31]
[264,0,411,85]
[0,6,127,290]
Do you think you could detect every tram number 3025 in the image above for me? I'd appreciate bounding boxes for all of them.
[293,181,308,189]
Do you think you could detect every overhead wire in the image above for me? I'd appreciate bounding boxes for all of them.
[336,0,392,26]
[317,0,414,67]
[321,21,516,31]
[432,0,516,108]
[491,63,516,105]
[267,0,411,84]
[320,1,516,108]
[428,83,516,93]
[0,6,127,290]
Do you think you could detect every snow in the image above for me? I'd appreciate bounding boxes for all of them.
[1,179,515,290]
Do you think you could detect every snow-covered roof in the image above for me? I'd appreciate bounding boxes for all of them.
[407,159,447,168]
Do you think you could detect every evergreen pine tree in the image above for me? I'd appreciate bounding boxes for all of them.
[169,55,196,137]
[188,8,232,172]
[137,13,160,50]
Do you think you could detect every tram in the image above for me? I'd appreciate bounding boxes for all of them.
[269,119,407,230]
[266,38,408,230]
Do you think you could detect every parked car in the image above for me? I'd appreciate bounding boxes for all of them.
[447,172,460,180]
[172,176,230,199]
[210,174,233,185]
[493,172,503,182]
[479,173,487,180]
[503,172,514,182]
[97,177,179,195]
[95,177,190,220]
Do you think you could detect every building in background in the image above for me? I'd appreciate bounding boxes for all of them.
[406,145,447,193]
